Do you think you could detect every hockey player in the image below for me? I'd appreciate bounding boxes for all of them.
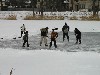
[62,22,69,42]
[74,28,81,44]
[49,28,58,48]
[20,24,26,37]
[40,27,49,46]
[10,69,12,75]
[22,31,29,47]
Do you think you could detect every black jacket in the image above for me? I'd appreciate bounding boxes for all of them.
[62,25,69,33]
[23,33,28,41]
[40,28,48,36]
[74,28,81,36]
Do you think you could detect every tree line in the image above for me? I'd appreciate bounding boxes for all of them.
[0,0,100,16]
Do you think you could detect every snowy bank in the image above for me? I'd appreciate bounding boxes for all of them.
[0,48,100,75]
[0,20,100,39]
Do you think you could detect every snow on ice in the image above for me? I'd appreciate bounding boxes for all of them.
[0,19,100,75]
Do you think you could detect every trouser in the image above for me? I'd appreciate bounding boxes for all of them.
[49,38,57,48]
[63,33,69,42]
[21,31,25,37]
[23,40,29,47]
[76,35,81,44]
[40,36,47,45]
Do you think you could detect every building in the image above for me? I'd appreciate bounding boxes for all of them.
[69,0,100,11]
[36,0,100,11]
[0,0,8,10]
[0,0,100,11]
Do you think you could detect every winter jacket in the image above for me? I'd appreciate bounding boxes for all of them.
[62,25,69,33]
[74,29,81,37]
[23,33,28,41]
[51,31,58,39]
[21,25,26,32]
[40,28,48,36]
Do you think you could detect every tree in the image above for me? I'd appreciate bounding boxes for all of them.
[92,0,97,16]
[71,0,73,11]
[40,0,43,16]
[97,0,100,15]
[31,0,34,16]
[10,0,17,6]
[0,0,3,10]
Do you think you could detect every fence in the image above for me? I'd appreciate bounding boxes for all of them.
[0,11,100,20]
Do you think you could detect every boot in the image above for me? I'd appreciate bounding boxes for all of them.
[68,38,69,42]
[75,42,78,44]
[27,44,29,47]
[79,40,81,44]
[55,45,57,48]
[22,43,25,47]
[22,45,25,47]
[45,44,48,46]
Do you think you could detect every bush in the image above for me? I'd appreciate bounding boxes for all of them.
[24,15,64,20]
[80,16,88,20]
[80,15,100,21]
[88,15,100,21]
[5,15,17,20]
[70,16,78,20]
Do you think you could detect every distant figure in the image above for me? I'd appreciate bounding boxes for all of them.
[49,28,58,48]
[62,22,69,42]
[74,28,81,44]
[20,24,26,37]
[10,68,13,75]
[22,31,29,47]
[40,27,49,46]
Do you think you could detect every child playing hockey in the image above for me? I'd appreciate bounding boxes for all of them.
[20,24,26,37]
[49,28,58,48]
[40,27,49,46]
[74,28,81,44]
[62,22,69,42]
[22,31,29,47]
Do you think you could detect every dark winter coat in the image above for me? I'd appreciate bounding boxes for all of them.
[23,32,28,41]
[40,28,48,36]
[62,25,69,33]
[74,28,81,38]
[51,31,58,40]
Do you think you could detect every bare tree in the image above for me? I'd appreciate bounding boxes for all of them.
[71,0,73,11]
[31,0,34,16]
[0,0,3,10]
[92,0,98,16]
[40,0,43,16]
